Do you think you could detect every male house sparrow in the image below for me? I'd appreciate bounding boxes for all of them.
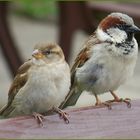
[60,12,140,109]
[0,42,70,125]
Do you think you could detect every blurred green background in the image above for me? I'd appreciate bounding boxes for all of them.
[11,0,140,22]
[12,0,58,21]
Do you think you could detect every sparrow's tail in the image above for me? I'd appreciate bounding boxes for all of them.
[59,86,82,109]
[0,104,14,118]
[0,104,8,115]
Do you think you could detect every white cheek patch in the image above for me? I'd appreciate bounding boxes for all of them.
[107,28,127,43]
[97,28,128,44]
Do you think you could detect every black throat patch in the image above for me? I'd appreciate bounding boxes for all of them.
[115,39,135,55]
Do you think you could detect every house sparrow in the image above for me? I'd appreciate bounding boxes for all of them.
[60,12,140,109]
[0,42,70,125]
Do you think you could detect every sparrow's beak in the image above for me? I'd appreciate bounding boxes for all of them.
[32,49,44,59]
[127,25,140,33]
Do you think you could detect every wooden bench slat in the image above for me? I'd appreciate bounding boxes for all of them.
[0,100,140,138]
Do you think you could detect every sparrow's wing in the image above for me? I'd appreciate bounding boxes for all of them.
[60,33,102,109]
[71,33,102,83]
[0,60,32,116]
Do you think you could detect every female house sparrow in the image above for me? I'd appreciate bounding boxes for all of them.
[0,43,70,125]
[60,12,140,109]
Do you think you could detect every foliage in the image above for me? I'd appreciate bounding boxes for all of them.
[14,0,57,20]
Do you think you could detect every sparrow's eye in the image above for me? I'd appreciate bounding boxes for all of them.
[43,50,51,55]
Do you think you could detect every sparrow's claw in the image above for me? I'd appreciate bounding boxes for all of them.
[121,98,131,108]
[33,112,45,126]
[109,91,131,108]
[106,98,131,108]
[95,101,112,110]
[53,107,69,124]
[59,111,69,124]
[95,94,112,109]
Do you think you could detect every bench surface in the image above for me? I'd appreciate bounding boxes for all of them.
[0,99,140,138]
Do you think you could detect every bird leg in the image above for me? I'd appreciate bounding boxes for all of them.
[95,94,112,109]
[52,107,69,124]
[106,91,131,108]
[33,112,45,126]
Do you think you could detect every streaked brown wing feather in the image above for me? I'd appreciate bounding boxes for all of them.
[71,33,101,84]
[8,60,32,104]
[71,46,91,85]
[0,60,32,115]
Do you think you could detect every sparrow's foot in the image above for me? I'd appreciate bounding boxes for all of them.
[53,107,69,124]
[95,100,112,110]
[106,98,131,108]
[33,112,45,126]
[95,94,112,109]
[108,91,131,108]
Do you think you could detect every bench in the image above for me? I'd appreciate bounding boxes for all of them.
[0,100,140,138]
